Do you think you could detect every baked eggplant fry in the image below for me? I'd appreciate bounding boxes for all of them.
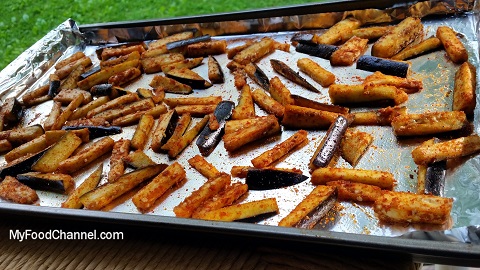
[230,166,302,178]
[22,85,49,106]
[278,185,336,228]
[372,17,424,58]
[54,57,92,80]
[311,167,396,190]
[312,17,362,45]
[329,84,408,105]
[436,26,468,64]
[224,117,281,138]
[251,89,285,118]
[57,137,114,174]
[233,69,247,90]
[80,164,165,210]
[4,132,62,163]
[111,104,167,127]
[141,53,185,74]
[269,76,295,106]
[69,96,110,121]
[60,65,85,90]
[0,176,38,204]
[363,71,423,94]
[291,95,349,115]
[77,59,140,90]
[351,106,406,126]
[227,40,255,59]
[62,164,103,208]
[174,173,231,218]
[0,140,12,154]
[174,105,217,116]
[374,191,453,225]
[208,55,224,84]
[392,37,442,61]
[108,139,130,182]
[297,58,335,87]
[101,51,141,68]
[31,132,82,173]
[188,154,222,179]
[55,51,86,70]
[327,180,382,202]
[251,130,308,168]
[349,26,394,40]
[86,93,139,119]
[148,31,194,49]
[132,162,186,212]
[192,182,248,219]
[340,129,374,167]
[149,75,193,95]
[151,110,178,153]
[330,36,369,66]
[231,84,256,120]
[160,57,204,73]
[185,40,227,58]
[167,115,209,158]
[200,197,279,222]
[51,94,85,130]
[416,138,434,194]
[93,98,155,122]
[101,44,146,61]
[233,37,275,65]
[131,115,155,150]
[391,111,467,136]
[54,89,92,105]
[164,96,222,108]
[223,115,279,152]
[281,105,340,130]
[43,101,62,131]
[453,62,476,116]
[411,134,480,165]
[270,59,319,93]
[107,67,142,86]
[161,113,191,152]
[123,150,157,169]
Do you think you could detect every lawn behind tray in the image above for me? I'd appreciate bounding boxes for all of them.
[1,0,322,70]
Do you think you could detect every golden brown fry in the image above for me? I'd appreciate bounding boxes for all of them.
[188,155,222,179]
[54,57,92,80]
[351,106,406,126]
[453,61,476,116]
[58,137,114,174]
[141,53,184,74]
[340,129,373,167]
[224,117,281,137]
[160,57,204,73]
[327,180,381,202]
[149,75,193,94]
[363,72,422,94]
[192,182,248,219]
[227,40,254,59]
[374,191,453,225]
[313,17,362,45]
[328,84,408,105]
[161,113,191,152]
[411,134,480,165]
[391,111,467,136]
[107,67,142,86]
[101,51,141,68]
[123,150,157,169]
[101,44,146,61]
[330,36,368,66]
[231,84,256,120]
[31,132,82,173]
[62,164,103,208]
[131,114,155,150]
[208,55,224,84]
[22,85,49,106]
[43,101,62,131]
[132,162,186,212]
[311,167,395,190]
[108,139,130,183]
[251,89,285,118]
[55,52,86,70]
[80,164,165,210]
[174,173,231,218]
[168,115,209,158]
[60,65,85,90]
[223,115,279,152]
[150,110,177,153]
[51,94,85,130]
[140,46,169,59]
[251,130,308,168]
[185,40,228,58]
[77,59,140,90]
[93,98,155,122]
[0,140,12,153]
[297,58,335,87]
[4,135,48,163]
[200,197,278,222]
[54,88,92,105]
[149,31,195,49]
[164,96,222,108]
[349,26,394,40]
[278,185,336,227]
[0,176,38,204]
[436,26,468,64]
[233,69,247,90]
[269,76,294,106]
[372,17,424,58]
[233,37,275,65]
[281,105,340,130]
[69,96,110,121]
[86,93,139,119]
[111,104,167,126]
[391,37,442,60]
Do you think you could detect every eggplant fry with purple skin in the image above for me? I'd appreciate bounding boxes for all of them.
[270,59,319,93]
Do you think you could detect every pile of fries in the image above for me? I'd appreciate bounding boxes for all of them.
[0,15,477,230]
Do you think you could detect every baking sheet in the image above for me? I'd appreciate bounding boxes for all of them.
[1,0,480,263]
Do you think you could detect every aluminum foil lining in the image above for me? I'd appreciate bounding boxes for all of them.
[0,0,480,246]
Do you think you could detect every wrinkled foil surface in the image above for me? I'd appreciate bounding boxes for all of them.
[0,0,479,246]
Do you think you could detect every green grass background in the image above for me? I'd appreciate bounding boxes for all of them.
[1,0,322,70]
